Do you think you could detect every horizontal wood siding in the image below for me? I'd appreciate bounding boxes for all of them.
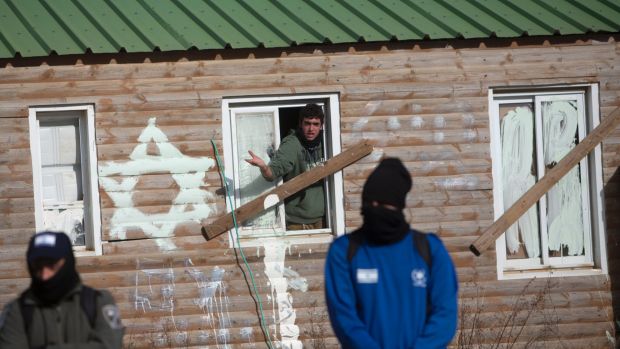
[0,40,618,348]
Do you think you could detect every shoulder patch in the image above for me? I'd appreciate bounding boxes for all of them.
[102,304,123,330]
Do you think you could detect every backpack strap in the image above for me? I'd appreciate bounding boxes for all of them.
[80,285,100,328]
[412,230,432,270]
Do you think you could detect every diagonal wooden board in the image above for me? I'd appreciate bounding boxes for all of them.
[202,140,373,240]
[470,107,620,256]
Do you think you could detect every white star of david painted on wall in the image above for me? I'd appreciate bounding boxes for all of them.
[99,117,216,250]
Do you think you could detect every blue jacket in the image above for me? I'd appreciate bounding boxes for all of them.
[325,231,458,349]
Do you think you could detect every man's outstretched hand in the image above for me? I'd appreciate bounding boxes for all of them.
[245,150,274,180]
[245,150,266,168]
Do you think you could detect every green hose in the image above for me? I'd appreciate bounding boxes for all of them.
[210,139,274,349]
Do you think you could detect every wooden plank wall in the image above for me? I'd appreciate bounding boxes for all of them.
[0,38,618,348]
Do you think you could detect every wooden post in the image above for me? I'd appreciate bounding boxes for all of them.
[470,107,620,256]
[202,140,373,240]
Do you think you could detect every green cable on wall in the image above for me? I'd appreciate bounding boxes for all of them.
[210,139,275,349]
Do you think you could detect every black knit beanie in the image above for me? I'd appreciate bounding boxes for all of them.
[362,158,412,209]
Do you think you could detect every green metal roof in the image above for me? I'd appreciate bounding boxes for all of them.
[0,0,618,58]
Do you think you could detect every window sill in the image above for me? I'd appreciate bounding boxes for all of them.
[230,230,334,248]
[500,267,606,280]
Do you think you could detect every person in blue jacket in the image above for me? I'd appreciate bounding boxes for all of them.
[325,157,458,349]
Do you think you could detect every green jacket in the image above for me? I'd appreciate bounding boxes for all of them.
[0,283,124,349]
[268,131,325,224]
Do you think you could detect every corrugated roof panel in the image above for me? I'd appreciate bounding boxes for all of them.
[243,1,322,45]
[76,1,151,53]
[43,0,117,53]
[106,0,184,51]
[149,1,227,49]
[0,0,617,59]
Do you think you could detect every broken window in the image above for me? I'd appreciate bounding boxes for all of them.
[490,86,607,279]
[29,106,102,254]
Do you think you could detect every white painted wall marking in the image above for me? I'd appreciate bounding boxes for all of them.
[98,117,216,250]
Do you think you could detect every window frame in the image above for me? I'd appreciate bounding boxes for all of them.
[29,105,102,255]
[488,84,607,280]
[221,94,344,247]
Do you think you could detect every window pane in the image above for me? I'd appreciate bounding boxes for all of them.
[541,99,585,257]
[499,103,541,259]
[38,118,85,246]
[234,112,282,231]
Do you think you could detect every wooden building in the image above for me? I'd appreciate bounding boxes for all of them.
[0,1,618,348]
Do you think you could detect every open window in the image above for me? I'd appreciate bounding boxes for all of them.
[222,94,344,244]
[489,84,607,279]
[29,105,102,255]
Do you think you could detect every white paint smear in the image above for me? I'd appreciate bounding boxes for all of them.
[411,116,424,129]
[433,115,446,129]
[368,148,384,162]
[387,116,401,130]
[364,101,381,115]
[263,239,306,349]
[433,131,444,144]
[352,118,368,131]
[542,100,584,255]
[500,106,540,257]
[264,194,280,210]
[462,113,475,127]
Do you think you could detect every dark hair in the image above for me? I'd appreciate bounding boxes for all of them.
[298,103,325,124]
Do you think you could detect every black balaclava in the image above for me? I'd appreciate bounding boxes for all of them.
[26,231,80,305]
[361,158,412,244]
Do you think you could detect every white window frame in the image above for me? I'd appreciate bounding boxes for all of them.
[29,105,102,255]
[222,94,344,247]
[489,84,607,280]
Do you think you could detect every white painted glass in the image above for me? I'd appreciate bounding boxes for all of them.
[38,118,85,246]
[498,102,542,261]
[233,111,285,234]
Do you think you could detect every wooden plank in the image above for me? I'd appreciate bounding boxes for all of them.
[202,140,373,240]
[470,107,620,256]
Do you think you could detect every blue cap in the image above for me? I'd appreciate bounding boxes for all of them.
[26,231,74,264]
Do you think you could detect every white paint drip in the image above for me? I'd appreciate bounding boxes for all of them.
[433,115,446,129]
[501,106,540,257]
[98,117,216,251]
[542,100,584,255]
[411,116,424,129]
[240,327,254,343]
[263,239,306,349]
[264,194,280,210]
[387,116,401,130]
[352,118,368,131]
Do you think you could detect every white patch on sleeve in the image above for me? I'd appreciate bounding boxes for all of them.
[263,194,279,210]
[356,268,378,284]
[102,304,123,330]
[34,234,56,247]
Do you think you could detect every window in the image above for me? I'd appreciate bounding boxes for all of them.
[222,94,344,245]
[489,84,607,279]
[29,105,102,255]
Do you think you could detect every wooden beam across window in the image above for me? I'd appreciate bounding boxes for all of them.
[202,140,373,240]
[470,107,620,256]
